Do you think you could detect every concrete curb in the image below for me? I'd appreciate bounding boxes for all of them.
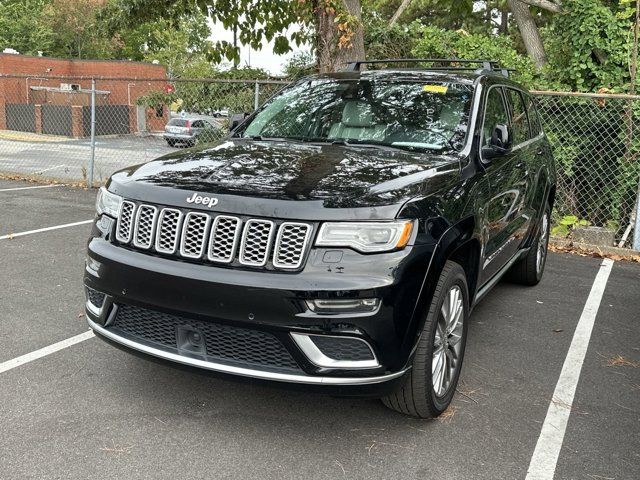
[550,237,640,261]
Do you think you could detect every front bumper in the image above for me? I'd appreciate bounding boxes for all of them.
[84,217,433,391]
[163,133,195,141]
[88,316,408,386]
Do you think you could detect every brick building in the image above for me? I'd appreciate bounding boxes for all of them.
[0,54,169,136]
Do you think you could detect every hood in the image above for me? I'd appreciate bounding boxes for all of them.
[108,139,459,220]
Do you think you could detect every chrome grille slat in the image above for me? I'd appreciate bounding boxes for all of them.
[208,215,242,263]
[179,212,211,259]
[132,205,159,249]
[116,200,312,270]
[273,222,312,269]
[239,220,276,267]
[155,208,183,254]
[115,200,136,243]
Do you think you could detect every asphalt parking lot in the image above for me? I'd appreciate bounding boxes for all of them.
[0,132,175,183]
[0,179,638,480]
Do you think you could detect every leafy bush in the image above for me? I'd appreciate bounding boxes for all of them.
[411,26,537,86]
[541,0,634,92]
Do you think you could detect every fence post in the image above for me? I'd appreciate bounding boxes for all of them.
[88,78,96,188]
[633,177,640,250]
[254,81,260,111]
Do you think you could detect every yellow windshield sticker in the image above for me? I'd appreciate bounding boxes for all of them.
[423,85,448,94]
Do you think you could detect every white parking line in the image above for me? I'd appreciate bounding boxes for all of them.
[526,258,614,480]
[0,219,93,240]
[0,184,62,192]
[0,331,94,374]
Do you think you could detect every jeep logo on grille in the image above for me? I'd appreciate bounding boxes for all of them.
[186,192,219,208]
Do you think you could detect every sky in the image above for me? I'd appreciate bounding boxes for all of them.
[210,22,309,75]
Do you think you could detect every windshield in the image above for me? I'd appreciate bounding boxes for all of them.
[240,78,474,153]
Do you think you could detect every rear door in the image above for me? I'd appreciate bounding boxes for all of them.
[479,86,528,283]
[504,88,538,244]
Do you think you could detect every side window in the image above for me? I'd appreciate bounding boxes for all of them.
[506,89,531,144]
[525,94,542,137]
[191,120,203,128]
[482,87,509,147]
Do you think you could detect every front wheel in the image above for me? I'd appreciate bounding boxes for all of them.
[382,260,469,418]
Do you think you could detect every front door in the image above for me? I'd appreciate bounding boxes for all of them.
[480,86,528,283]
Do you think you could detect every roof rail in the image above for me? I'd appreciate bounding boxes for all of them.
[344,58,513,78]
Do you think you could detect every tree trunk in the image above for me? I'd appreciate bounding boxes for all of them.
[508,0,547,69]
[316,0,365,73]
[500,6,509,35]
[389,0,412,27]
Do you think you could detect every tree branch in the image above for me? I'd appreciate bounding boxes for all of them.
[519,0,563,13]
[389,0,412,26]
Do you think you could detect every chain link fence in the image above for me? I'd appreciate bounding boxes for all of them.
[0,75,287,184]
[0,74,639,248]
[533,91,640,248]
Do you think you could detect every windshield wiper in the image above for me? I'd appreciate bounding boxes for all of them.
[246,135,288,142]
[329,139,410,152]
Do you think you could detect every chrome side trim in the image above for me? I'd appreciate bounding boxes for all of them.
[87,318,406,385]
[290,333,380,369]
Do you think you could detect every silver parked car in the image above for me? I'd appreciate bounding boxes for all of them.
[164,117,224,147]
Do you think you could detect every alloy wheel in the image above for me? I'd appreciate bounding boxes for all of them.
[536,212,549,274]
[432,285,464,398]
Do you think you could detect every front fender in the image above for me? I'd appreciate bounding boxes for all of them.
[398,215,479,369]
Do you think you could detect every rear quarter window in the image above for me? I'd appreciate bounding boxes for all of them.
[525,95,543,137]
[506,89,531,144]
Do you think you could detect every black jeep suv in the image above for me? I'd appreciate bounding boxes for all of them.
[85,59,555,418]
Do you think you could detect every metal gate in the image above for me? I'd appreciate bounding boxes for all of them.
[41,105,72,136]
[5,104,35,132]
[83,105,130,136]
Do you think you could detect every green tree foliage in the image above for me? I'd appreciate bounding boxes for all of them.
[104,0,309,63]
[411,26,537,85]
[542,0,636,92]
[116,16,214,77]
[41,0,123,58]
[362,10,422,60]
[0,0,53,55]
[282,52,317,79]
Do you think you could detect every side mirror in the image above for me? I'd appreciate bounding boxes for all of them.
[229,112,251,131]
[481,124,513,160]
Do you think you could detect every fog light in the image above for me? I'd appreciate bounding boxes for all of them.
[305,298,380,314]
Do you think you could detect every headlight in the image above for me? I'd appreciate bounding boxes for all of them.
[95,186,123,218]
[315,221,414,253]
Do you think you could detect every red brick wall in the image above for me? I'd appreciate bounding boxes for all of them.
[0,54,167,105]
[0,54,168,133]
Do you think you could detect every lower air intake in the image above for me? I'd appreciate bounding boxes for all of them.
[110,304,301,372]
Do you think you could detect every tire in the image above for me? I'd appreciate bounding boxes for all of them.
[508,204,551,286]
[382,260,469,418]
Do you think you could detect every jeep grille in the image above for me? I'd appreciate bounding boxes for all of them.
[114,201,313,271]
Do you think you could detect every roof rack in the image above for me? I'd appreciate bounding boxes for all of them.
[344,58,513,78]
